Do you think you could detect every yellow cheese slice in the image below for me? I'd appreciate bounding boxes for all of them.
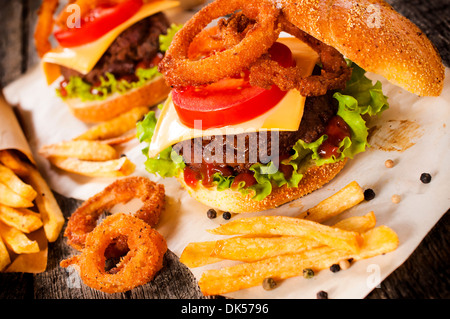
[42,1,179,84]
[148,37,319,158]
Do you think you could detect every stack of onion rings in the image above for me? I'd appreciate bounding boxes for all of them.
[64,176,165,252]
[158,0,281,87]
[248,17,352,97]
[61,213,167,293]
[158,0,352,97]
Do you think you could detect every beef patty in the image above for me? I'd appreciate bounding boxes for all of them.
[173,91,338,174]
[60,12,170,85]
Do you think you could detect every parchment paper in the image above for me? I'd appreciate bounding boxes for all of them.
[3,58,449,298]
[0,94,35,164]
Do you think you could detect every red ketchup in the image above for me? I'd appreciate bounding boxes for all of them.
[183,163,233,188]
[318,116,351,159]
[231,172,257,189]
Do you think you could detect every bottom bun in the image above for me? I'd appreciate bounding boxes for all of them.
[177,159,347,213]
[64,75,171,123]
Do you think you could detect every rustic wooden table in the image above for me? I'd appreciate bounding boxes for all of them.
[0,0,449,300]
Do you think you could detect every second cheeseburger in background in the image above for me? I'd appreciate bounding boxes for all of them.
[137,0,444,213]
[34,0,181,123]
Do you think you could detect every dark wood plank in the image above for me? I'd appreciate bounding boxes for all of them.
[0,0,25,88]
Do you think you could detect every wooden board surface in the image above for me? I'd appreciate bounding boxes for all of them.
[0,0,449,299]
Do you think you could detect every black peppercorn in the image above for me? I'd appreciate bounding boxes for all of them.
[330,264,341,273]
[303,268,314,279]
[316,290,328,299]
[262,277,277,290]
[420,173,432,184]
[364,188,376,201]
[206,209,217,219]
[222,211,232,220]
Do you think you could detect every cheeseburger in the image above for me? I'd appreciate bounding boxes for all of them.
[34,0,181,122]
[137,0,444,213]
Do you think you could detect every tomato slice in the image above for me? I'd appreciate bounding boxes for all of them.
[172,42,295,129]
[54,0,143,48]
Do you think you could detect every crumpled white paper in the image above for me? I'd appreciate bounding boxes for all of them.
[3,62,449,299]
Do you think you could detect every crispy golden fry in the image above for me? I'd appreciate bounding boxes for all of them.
[25,164,64,243]
[48,156,136,177]
[198,226,399,295]
[100,132,136,145]
[180,241,222,268]
[211,236,316,263]
[333,211,376,233]
[0,164,37,202]
[34,0,59,57]
[75,106,149,141]
[0,204,43,233]
[0,182,34,208]
[0,150,30,177]
[185,212,376,265]
[40,140,118,161]
[0,221,40,254]
[4,228,48,273]
[297,181,364,222]
[0,236,11,271]
[208,215,363,254]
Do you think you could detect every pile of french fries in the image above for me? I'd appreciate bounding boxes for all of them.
[180,181,399,296]
[0,149,64,272]
[39,106,150,177]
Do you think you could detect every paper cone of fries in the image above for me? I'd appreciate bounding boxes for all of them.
[0,94,64,273]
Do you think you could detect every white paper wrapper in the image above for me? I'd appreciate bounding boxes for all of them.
[0,94,35,163]
[3,62,449,298]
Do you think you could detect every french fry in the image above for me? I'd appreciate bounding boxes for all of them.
[211,236,317,263]
[192,212,376,265]
[333,211,376,233]
[100,132,136,145]
[0,221,40,254]
[4,228,48,273]
[24,164,64,242]
[0,163,37,202]
[296,181,365,223]
[180,241,222,268]
[39,140,118,161]
[0,204,43,233]
[0,182,34,208]
[198,226,399,296]
[75,106,149,141]
[0,150,30,177]
[208,215,363,254]
[0,236,11,271]
[48,156,135,177]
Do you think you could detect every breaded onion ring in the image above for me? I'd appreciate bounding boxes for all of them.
[64,176,165,251]
[34,0,59,57]
[61,213,167,293]
[187,12,256,60]
[159,0,281,87]
[248,17,352,97]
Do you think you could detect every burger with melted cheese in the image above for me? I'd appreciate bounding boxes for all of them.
[35,0,181,123]
[137,0,444,213]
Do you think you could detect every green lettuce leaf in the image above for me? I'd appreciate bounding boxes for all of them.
[143,146,185,178]
[159,24,183,52]
[137,111,185,178]
[57,66,160,102]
